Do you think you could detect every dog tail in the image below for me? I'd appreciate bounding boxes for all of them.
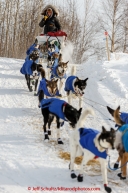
[39,67,45,78]
[71,66,76,76]
[76,108,94,129]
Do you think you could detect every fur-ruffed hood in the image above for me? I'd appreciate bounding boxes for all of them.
[41,4,59,16]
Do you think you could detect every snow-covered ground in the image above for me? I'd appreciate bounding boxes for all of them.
[0,53,128,193]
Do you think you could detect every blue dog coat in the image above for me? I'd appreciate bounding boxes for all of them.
[52,58,59,68]
[65,76,77,93]
[37,78,59,97]
[120,112,128,124]
[118,124,128,152]
[40,98,67,121]
[20,60,33,75]
[79,128,107,159]
[26,44,40,56]
[51,66,67,79]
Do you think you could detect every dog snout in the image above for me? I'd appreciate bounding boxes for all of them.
[70,123,75,128]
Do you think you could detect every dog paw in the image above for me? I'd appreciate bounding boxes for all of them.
[57,138,64,144]
[118,173,126,180]
[104,186,112,193]
[29,87,33,92]
[60,121,64,127]
[44,134,49,141]
[71,173,77,179]
[48,130,51,135]
[58,94,62,97]
[58,140,64,144]
[114,163,119,169]
[120,176,126,180]
[117,173,122,178]
[77,174,83,182]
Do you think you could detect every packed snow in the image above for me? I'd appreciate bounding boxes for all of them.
[0,53,128,193]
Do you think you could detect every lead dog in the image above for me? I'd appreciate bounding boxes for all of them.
[39,98,82,144]
[107,106,128,179]
[69,109,115,193]
[65,66,88,108]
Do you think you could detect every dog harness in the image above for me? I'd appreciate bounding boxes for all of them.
[65,76,77,93]
[50,65,67,79]
[118,124,128,152]
[20,60,33,75]
[37,78,59,97]
[40,98,67,121]
[79,128,107,159]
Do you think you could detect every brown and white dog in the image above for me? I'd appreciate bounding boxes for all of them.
[107,106,128,180]
[38,68,59,104]
[50,60,68,97]
[47,53,62,79]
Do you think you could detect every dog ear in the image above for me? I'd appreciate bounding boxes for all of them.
[114,106,124,126]
[117,106,120,111]
[84,78,88,82]
[76,77,79,81]
[110,128,115,133]
[107,106,114,117]
[55,79,58,83]
[66,61,69,64]
[45,79,50,84]
[102,126,106,133]
[78,108,82,114]
[35,38,38,44]
[37,64,42,68]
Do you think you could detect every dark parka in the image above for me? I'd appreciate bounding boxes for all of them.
[39,5,61,34]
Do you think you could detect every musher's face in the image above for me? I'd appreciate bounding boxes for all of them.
[47,9,52,16]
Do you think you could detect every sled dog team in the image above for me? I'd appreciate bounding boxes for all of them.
[20,41,128,193]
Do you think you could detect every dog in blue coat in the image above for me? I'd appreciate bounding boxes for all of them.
[37,68,59,104]
[69,109,115,193]
[39,98,82,144]
[20,50,42,94]
[50,61,68,97]
[107,106,128,180]
[65,66,88,108]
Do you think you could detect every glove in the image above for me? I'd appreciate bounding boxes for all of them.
[44,15,48,21]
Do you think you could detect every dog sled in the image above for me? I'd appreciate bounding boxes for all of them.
[36,31,67,62]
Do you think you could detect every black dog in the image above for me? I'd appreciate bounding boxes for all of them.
[39,98,82,144]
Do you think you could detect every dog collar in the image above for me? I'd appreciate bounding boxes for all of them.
[63,103,67,107]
